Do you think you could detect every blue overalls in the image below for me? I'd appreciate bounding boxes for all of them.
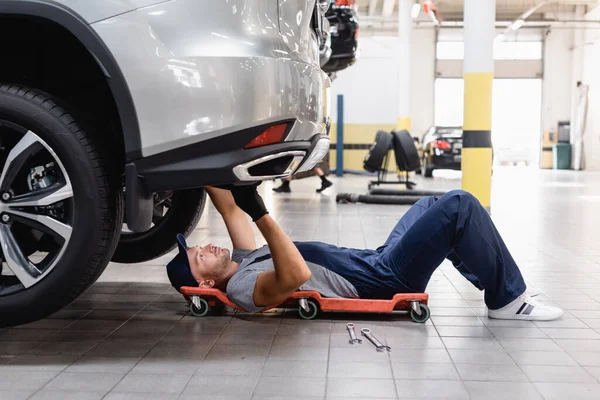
[296,190,526,310]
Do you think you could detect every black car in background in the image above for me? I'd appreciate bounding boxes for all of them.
[322,0,359,75]
[420,126,463,177]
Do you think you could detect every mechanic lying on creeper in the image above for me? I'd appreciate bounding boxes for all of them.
[166,185,563,321]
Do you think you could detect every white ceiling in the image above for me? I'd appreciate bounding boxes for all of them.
[357,0,599,21]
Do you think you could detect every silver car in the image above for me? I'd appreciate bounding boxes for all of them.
[0,0,331,326]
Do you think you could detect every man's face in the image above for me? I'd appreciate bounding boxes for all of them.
[186,244,231,286]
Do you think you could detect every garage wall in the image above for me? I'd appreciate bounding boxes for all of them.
[329,28,436,170]
[542,27,574,136]
[581,7,600,171]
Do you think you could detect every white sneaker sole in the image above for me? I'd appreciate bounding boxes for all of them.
[488,310,563,321]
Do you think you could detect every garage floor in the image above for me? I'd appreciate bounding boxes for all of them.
[1,168,600,400]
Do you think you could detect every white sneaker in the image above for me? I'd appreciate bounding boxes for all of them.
[488,294,563,321]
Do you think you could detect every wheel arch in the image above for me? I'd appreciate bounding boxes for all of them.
[0,0,142,161]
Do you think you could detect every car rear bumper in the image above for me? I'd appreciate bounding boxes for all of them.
[130,131,331,193]
[430,154,462,170]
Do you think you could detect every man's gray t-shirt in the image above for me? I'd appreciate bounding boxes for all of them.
[226,245,359,312]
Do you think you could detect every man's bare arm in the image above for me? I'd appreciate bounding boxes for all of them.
[253,215,311,307]
[205,187,256,250]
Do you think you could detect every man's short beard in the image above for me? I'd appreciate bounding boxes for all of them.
[210,249,231,282]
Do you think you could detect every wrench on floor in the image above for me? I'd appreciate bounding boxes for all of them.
[346,323,362,344]
[361,328,391,352]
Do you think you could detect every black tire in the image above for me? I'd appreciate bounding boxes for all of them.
[112,188,207,263]
[298,299,320,320]
[0,85,122,327]
[410,304,430,323]
[189,297,210,317]
[363,131,393,173]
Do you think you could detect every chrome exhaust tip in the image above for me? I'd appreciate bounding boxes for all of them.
[233,151,306,181]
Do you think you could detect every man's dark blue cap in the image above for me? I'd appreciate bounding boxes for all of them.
[166,234,199,290]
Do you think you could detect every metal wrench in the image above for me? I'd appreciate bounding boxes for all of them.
[361,328,391,352]
[346,323,362,344]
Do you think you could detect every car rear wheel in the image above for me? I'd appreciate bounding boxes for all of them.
[421,157,434,178]
[0,85,122,327]
[112,188,207,264]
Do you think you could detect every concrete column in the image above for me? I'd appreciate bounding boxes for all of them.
[462,0,495,209]
[397,0,412,131]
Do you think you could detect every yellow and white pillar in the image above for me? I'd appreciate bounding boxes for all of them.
[462,0,495,209]
[397,0,412,131]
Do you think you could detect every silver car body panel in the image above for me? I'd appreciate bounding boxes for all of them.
[51,0,330,158]
[52,0,171,24]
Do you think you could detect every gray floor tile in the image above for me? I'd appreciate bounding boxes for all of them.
[66,355,140,373]
[27,341,98,356]
[277,322,331,335]
[0,341,42,355]
[521,365,597,383]
[0,370,58,391]
[7,355,78,371]
[435,326,493,338]
[384,335,445,349]
[569,351,600,366]
[0,391,35,400]
[254,377,326,398]
[541,328,600,339]
[112,373,190,394]
[44,371,124,393]
[455,363,528,381]
[103,394,178,400]
[272,333,330,347]
[464,381,543,400]
[205,344,271,361]
[487,327,548,338]
[0,329,58,342]
[85,338,158,358]
[329,347,390,363]
[216,330,276,346]
[326,378,396,398]
[442,337,502,350]
[184,375,258,398]
[29,390,105,400]
[534,318,590,328]
[585,366,600,380]
[430,307,477,317]
[509,350,578,366]
[389,348,452,363]
[533,382,600,399]
[555,339,600,352]
[261,360,327,377]
[48,329,111,342]
[268,346,329,361]
[395,379,469,399]
[254,397,323,400]
[448,349,515,365]
[431,316,484,326]
[581,318,600,329]
[481,318,536,328]
[328,361,393,379]
[392,363,459,380]
[194,359,265,377]
[498,338,563,351]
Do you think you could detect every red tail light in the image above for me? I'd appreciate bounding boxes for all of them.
[432,140,451,150]
[244,123,288,149]
[336,0,355,6]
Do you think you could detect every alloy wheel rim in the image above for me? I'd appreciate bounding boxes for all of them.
[0,123,74,295]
